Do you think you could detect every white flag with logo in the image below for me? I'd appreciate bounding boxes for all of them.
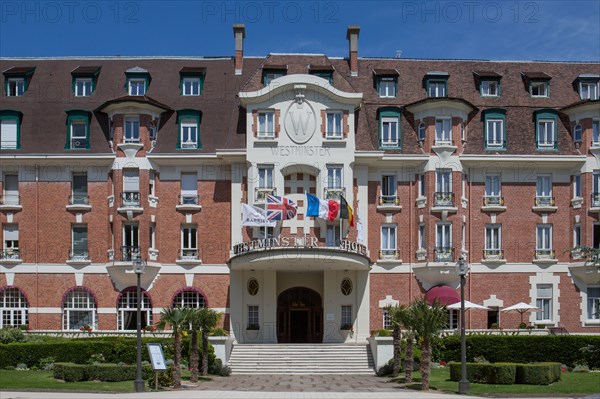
[241,203,276,227]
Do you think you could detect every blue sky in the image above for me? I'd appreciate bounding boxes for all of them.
[1,1,599,61]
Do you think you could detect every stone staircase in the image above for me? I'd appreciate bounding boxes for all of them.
[228,344,375,375]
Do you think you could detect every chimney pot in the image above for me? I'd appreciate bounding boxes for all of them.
[346,25,360,77]
[233,24,246,75]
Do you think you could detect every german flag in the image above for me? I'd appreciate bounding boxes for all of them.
[339,196,354,227]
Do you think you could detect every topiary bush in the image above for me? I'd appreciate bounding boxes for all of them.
[515,363,561,385]
[450,362,561,385]
[54,362,153,382]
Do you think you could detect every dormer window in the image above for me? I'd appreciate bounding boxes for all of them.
[71,66,101,97]
[3,67,35,97]
[425,72,449,98]
[535,109,558,150]
[0,110,22,150]
[309,65,334,84]
[125,67,150,96]
[378,107,401,149]
[179,67,206,96]
[177,109,202,150]
[574,74,600,100]
[373,69,398,98]
[474,71,502,98]
[65,110,91,150]
[522,72,551,98]
[262,65,287,85]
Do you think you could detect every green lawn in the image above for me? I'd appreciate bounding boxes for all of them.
[393,368,600,396]
[0,369,207,393]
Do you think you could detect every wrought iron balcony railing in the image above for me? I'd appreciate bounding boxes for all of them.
[70,138,89,149]
[483,249,504,259]
[179,249,199,260]
[534,196,555,207]
[68,250,90,261]
[379,249,400,259]
[179,194,199,205]
[121,192,141,207]
[434,247,454,262]
[324,187,345,200]
[433,192,455,207]
[378,194,400,206]
[254,187,276,203]
[0,194,20,206]
[534,249,555,260]
[483,195,504,206]
[0,248,21,260]
[121,246,141,262]
[69,194,89,205]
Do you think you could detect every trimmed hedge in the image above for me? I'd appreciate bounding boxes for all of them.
[449,362,516,384]
[54,362,153,382]
[441,335,600,368]
[0,337,174,369]
[449,362,561,385]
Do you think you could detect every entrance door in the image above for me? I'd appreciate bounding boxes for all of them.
[277,287,323,343]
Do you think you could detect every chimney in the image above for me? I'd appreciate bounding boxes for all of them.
[346,25,360,77]
[233,24,246,75]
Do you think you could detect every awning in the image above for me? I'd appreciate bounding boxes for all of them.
[425,285,460,306]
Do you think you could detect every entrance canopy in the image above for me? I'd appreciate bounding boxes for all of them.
[425,285,460,306]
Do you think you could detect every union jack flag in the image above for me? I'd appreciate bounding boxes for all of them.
[266,195,298,220]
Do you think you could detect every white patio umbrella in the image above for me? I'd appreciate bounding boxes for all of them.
[447,300,489,310]
[501,302,542,324]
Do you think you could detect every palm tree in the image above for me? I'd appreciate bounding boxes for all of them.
[386,305,407,377]
[156,307,193,389]
[192,307,222,376]
[409,298,447,391]
[397,305,416,383]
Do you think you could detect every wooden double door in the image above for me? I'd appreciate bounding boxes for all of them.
[277,287,323,343]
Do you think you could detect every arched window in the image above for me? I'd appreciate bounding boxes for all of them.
[0,287,28,328]
[172,289,206,308]
[418,122,426,141]
[62,288,97,330]
[117,288,152,330]
[573,123,583,143]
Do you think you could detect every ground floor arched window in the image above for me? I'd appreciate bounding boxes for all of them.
[62,288,97,330]
[117,288,152,330]
[172,288,206,308]
[1,287,28,328]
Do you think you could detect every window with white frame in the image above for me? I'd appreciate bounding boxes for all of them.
[257,111,275,139]
[481,80,499,97]
[587,286,600,320]
[6,78,25,96]
[149,222,156,250]
[3,174,19,205]
[74,78,93,97]
[378,77,396,98]
[383,309,392,329]
[1,287,28,328]
[418,174,426,197]
[380,224,397,257]
[181,225,198,259]
[122,223,139,261]
[537,119,556,148]
[71,173,88,205]
[418,122,426,141]
[535,284,553,321]
[535,175,553,207]
[580,81,599,100]
[447,309,459,329]
[594,171,600,206]
[71,225,88,260]
[418,224,426,250]
[62,288,97,330]
[124,117,140,143]
[341,305,352,328]
[128,79,146,96]
[247,305,259,328]
[436,169,452,193]
[573,174,581,198]
[326,224,341,247]
[326,111,343,139]
[486,118,504,148]
[530,81,549,97]
[0,118,19,149]
[69,119,87,149]
[485,224,502,257]
[536,224,553,257]
[180,172,197,205]
[594,121,600,145]
[258,165,273,189]
[180,119,198,148]
[262,70,285,85]
[327,165,343,189]
[573,224,581,249]
[381,175,397,204]
[118,289,152,330]
[182,77,201,96]
[573,124,583,143]
[149,170,156,197]
[435,118,452,145]
[428,80,446,98]
[485,175,501,198]
[435,223,452,261]
[2,224,19,259]
[380,117,399,147]
[173,289,206,308]
[122,169,140,207]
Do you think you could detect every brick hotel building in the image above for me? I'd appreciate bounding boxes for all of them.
[0,25,599,343]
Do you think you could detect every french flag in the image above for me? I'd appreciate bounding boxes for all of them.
[306,193,339,221]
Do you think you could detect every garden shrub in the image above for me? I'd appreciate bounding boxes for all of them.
[441,335,600,368]
[515,363,561,385]
[0,327,25,344]
[374,329,392,337]
[54,362,152,382]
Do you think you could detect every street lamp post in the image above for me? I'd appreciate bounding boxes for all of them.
[133,258,146,393]
[458,256,470,395]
